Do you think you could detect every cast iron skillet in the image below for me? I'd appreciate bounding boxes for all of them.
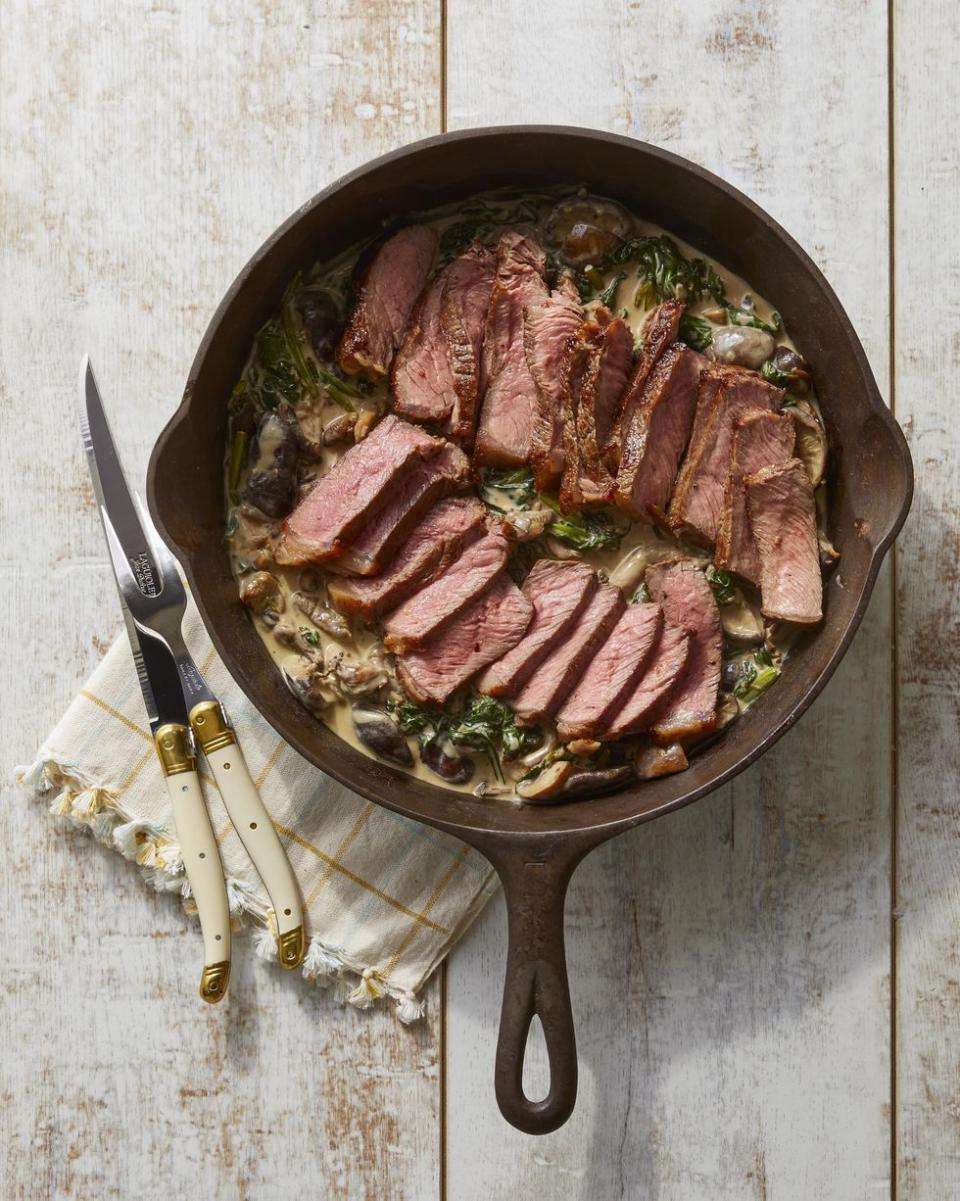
[148,127,912,1135]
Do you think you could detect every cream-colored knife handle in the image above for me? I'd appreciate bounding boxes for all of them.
[190,701,305,970]
[156,723,232,1003]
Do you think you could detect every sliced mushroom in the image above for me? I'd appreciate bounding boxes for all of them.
[714,693,740,732]
[545,536,583,561]
[560,764,635,799]
[633,742,689,780]
[709,325,776,369]
[296,288,342,360]
[239,571,285,627]
[283,657,334,709]
[544,195,634,268]
[768,345,810,394]
[273,620,323,658]
[293,591,351,640]
[566,738,601,757]
[353,408,380,442]
[516,760,576,802]
[334,653,389,698]
[323,412,358,444]
[791,399,828,487]
[609,543,661,591]
[719,593,764,643]
[244,412,299,519]
[352,708,413,767]
[764,620,799,659]
[504,507,553,542]
[420,737,475,785]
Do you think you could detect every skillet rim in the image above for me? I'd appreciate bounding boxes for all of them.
[147,124,913,846]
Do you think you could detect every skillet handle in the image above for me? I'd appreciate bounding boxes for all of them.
[489,843,585,1135]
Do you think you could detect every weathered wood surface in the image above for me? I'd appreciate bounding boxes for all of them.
[445,1,895,1198]
[893,3,960,1197]
[0,3,444,1199]
[1,0,957,1198]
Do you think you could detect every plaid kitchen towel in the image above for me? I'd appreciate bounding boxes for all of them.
[16,603,498,1020]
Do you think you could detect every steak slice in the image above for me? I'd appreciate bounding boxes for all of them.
[476,559,597,697]
[561,310,634,508]
[715,410,795,583]
[745,458,823,624]
[524,285,584,489]
[442,242,496,440]
[645,559,723,744]
[382,527,510,652]
[607,300,683,468]
[668,366,784,544]
[475,232,549,467]
[556,603,664,740]
[511,584,625,725]
[614,343,705,522]
[323,442,471,577]
[327,497,486,617]
[391,268,455,423]
[276,416,441,566]
[337,225,438,379]
[397,575,533,705]
[603,622,692,739]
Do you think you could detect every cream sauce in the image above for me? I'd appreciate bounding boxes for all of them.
[225,188,823,799]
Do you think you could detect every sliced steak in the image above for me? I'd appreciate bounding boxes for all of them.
[327,498,486,617]
[475,232,549,467]
[442,242,496,440]
[511,584,625,724]
[606,300,683,467]
[323,442,471,577]
[603,622,692,739]
[277,416,442,566]
[337,225,438,379]
[397,575,533,705]
[645,559,723,744]
[668,366,784,544]
[715,410,795,583]
[556,603,663,740]
[391,268,455,423]
[561,310,633,507]
[524,285,583,489]
[614,343,705,522]
[745,458,823,624]
[476,559,596,697]
[382,527,510,652]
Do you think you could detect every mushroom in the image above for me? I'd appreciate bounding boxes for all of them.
[545,536,583,561]
[283,657,334,710]
[353,408,380,442]
[516,760,576,802]
[714,693,740,732]
[243,412,299,518]
[420,737,475,785]
[633,742,689,780]
[709,325,776,369]
[544,195,634,268]
[295,287,342,361]
[293,591,351,640]
[790,399,828,487]
[768,345,810,394]
[352,708,413,767]
[504,506,553,542]
[560,764,635,799]
[719,593,764,643]
[566,738,601,757]
[609,543,662,591]
[323,412,358,444]
[334,651,389,698]
[239,571,285,627]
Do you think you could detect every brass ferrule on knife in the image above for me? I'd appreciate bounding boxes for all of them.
[199,960,231,1004]
[155,723,196,777]
[189,699,237,754]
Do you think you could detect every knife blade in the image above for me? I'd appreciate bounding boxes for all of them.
[79,357,232,1002]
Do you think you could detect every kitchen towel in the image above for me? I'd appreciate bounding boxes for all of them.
[16,603,498,1020]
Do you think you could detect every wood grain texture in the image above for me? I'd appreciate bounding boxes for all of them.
[893,4,960,1195]
[0,2,443,1198]
[444,2,895,1196]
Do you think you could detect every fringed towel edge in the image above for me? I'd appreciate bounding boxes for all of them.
[13,754,426,1024]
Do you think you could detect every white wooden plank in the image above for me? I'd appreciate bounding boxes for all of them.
[444,2,894,1195]
[893,3,960,1194]
[0,2,443,1197]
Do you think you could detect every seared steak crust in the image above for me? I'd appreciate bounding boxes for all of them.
[524,286,584,489]
[442,242,496,440]
[607,300,684,468]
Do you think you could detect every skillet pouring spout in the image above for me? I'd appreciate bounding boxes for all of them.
[148,126,913,1135]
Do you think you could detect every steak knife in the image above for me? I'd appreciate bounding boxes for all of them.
[80,357,304,999]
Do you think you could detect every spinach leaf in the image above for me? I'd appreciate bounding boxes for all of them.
[705,565,736,606]
[480,466,538,509]
[733,647,781,704]
[449,696,541,766]
[597,272,626,308]
[678,312,713,352]
[540,495,622,551]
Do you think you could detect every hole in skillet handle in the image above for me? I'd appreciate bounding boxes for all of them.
[487,837,595,1135]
